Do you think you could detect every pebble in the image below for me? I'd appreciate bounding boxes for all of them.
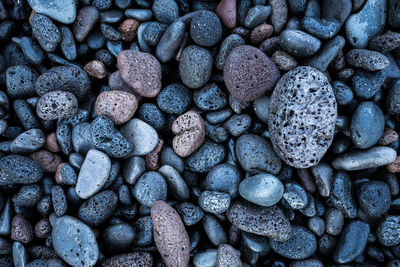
[84,60,106,79]
[12,184,41,207]
[0,155,42,185]
[132,171,167,207]
[34,218,51,239]
[138,104,164,131]
[351,101,385,149]
[193,249,217,267]
[301,17,340,40]
[325,208,344,235]
[216,34,244,71]
[157,83,192,115]
[30,150,61,173]
[279,30,321,57]
[56,124,72,156]
[283,182,308,210]
[120,118,159,156]
[332,146,397,171]
[388,80,400,114]
[36,91,78,120]
[52,216,99,267]
[35,66,91,100]
[6,65,37,99]
[10,129,45,154]
[332,80,354,105]
[119,19,140,42]
[122,156,145,185]
[101,252,152,267]
[11,215,33,244]
[146,138,164,170]
[322,0,352,25]
[376,215,400,246]
[308,216,325,236]
[185,139,225,173]
[179,45,213,89]
[75,149,111,199]
[346,49,390,71]
[215,0,236,29]
[311,161,334,197]
[143,22,167,46]
[133,216,153,246]
[73,6,100,42]
[103,223,135,253]
[78,190,117,227]
[271,50,297,71]
[352,69,386,99]
[151,201,190,267]
[51,185,67,216]
[270,226,317,259]
[268,66,337,168]
[224,114,252,136]
[357,180,391,216]
[330,171,358,218]
[199,191,231,214]
[190,11,222,47]
[12,242,28,267]
[159,165,189,201]
[227,201,291,241]
[224,45,280,102]
[100,23,122,41]
[194,83,227,111]
[239,173,283,207]
[156,21,185,63]
[345,0,387,48]
[95,90,138,125]
[370,32,400,53]
[250,23,273,44]
[28,0,76,24]
[117,50,162,98]
[389,0,400,28]
[125,9,153,21]
[203,214,227,246]
[244,5,271,29]
[333,220,370,263]
[235,134,281,175]
[31,14,61,52]
[175,202,204,226]
[152,0,179,24]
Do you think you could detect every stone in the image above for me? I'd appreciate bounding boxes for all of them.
[279,30,321,57]
[152,0,179,24]
[190,11,222,47]
[376,215,400,246]
[132,171,167,207]
[223,45,280,102]
[6,65,37,99]
[193,249,217,267]
[52,216,99,267]
[203,214,227,246]
[10,129,45,154]
[73,7,100,42]
[216,0,236,29]
[194,83,227,111]
[271,50,297,71]
[325,208,344,235]
[159,165,189,201]
[119,19,140,42]
[185,140,226,173]
[352,69,386,99]
[11,215,33,244]
[157,83,192,115]
[269,0,288,32]
[357,180,391,216]
[156,21,185,63]
[28,0,76,24]
[311,161,334,197]
[117,50,162,98]
[268,66,337,168]
[199,191,231,214]
[0,155,42,185]
[84,60,106,79]
[30,150,61,173]
[78,190,117,226]
[244,5,271,29]
[283,182,308,210]
[101,252,152,267]
[239,173,283,207]
[31,14,61,52]
[216,34,245,70]
[122,156,145,184]
[151,201,190,267]
[36,91,78,120]
[175,202,204,226]
[346,49,389,71]
[301,17,340,40]
[75,149,111,199]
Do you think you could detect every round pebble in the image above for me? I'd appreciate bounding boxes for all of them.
[190,11,222,47]
[132,171,167,207]
[36,91,78,121]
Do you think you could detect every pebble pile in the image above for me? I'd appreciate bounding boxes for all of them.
[0,0,398,266]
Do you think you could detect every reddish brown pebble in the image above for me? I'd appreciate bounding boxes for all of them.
[172,111,205,157]
[216,0,237,29]
[118,19,140,42]
[146,138,164,171]
[216,244,242,267]
[95,90,138,125]
[84,60,106,79]
[34,218,51,239]
[101,252,153,267]
[11,214,34,244]
[387,156,400,173]
[44,132,60,153]
[151,200,190,267]
[379,128,399,145]
[117,50,162,98]
[224,45,280,102]
[30,150,61,172]
[297,168,317,193]
[250,24,274,44]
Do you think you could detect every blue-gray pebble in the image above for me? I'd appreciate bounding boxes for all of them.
[157,82,192,115]
[132,171,167,207]
[190,11,222,47]
[352,69,386,99]
[185,140,226,173]
[0,155,42,185]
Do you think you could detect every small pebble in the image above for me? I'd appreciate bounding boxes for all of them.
[84,60,106,79]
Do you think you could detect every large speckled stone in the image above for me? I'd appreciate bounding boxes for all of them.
[268,66,337,168]
[117,50,162,98]
[224,45,280,102]
[151,200,190,267]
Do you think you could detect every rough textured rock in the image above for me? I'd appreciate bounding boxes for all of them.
[268,66,337,168]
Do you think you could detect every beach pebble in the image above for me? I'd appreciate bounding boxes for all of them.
[36,91,78,121]
[28,0,76,24]
[216,0,237,29]
[190,11,222,47]
[78,190,117,226]
[0,155,42,185]
[132,171,167,207]
[279,30,321,57]
[346,49,389,71]
[376,215,400,246]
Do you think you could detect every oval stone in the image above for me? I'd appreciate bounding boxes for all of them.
[268,66,337,168]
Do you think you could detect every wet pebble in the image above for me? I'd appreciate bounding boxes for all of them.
[78,190,117,226]
[279,30,321,57]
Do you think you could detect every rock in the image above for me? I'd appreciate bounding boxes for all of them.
[332,146,397,171]
[146,138,164,170]
[159,165,189,201]
[156,21,186,63]
[101,252,152,267]
[73,6,100,42]
[120,118,159,156]
[308,216,325,236]
[194,83,227,111]
[117,50,162,97]
[179,45,213,89]
[84,60,106,79]
[333,220,370,263]
[56,124,72,156]
[332,80,354,105]
[199,191,231,214]
[103,223,135,254]
[172,111,205,157]
[269,0,288,32]
[270,226,317,260]
[250,23,274,44]
[52,216,99,267]
[139,103,166,131]
[6,65,37,99]
[132,171,167,207]
[185,140,226,173]
[12,242,28,267]
[271,50,297,71]
[357,180,391,216]
[346,49,389,71]
[193,249,217,267]
[216,0,236,29]
[36,91,78,120]
[10,129,45,154]
[325,208,344,235]
[322,0,352,25]
[388,0,400,28]
[0,155,42,185]
[151,201,190,267]
[244,5,271,29]
[31,14,61,52]
[125,9,153,21]
[223,45,280,102]
[352,69,386,99]
[30,150,61,173]
[345,0,387,48]
[75,149,111,199]
[27,0,76,24]
[190,11,222,47]
[301,17,340,40]
[152,0,179,24]
[122,156,145,184]
[205,163,241,198]
[351,101,385,149]
[95,90,138,125]
[34,218,51,239]
[224,114,252,136]
[376,215,400,246]
[268,66,337,168]
[203,213,228,246]
[226,201,291,241]
[78,190,117,226]
[175,202,204,226]
[239,173,283,207]
[35,66,91,100]
[388,80,400,114]
[157,83,192,115]
[133,216,153,246]
[216,244,241,267]
[283,182,308,210]
[11,215,33,244]
[279,30,321,57]
[216,34,245,70]
[235,134,281,175]
[311,161,334,197]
